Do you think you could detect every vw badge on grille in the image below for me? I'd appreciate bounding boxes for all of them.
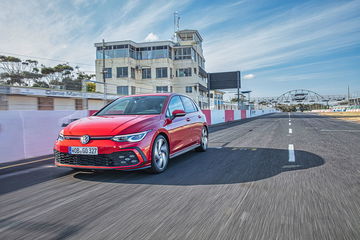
[80,135,90,144]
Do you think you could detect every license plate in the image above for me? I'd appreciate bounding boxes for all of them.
[69,147,98,155]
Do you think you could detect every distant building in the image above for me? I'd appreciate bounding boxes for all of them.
[0,86,114,110]
[94,29,209,108]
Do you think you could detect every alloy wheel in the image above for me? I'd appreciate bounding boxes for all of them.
[201,128,208,150]
[154,137,168,170]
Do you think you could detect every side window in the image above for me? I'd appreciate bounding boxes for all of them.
[167,96,185,117]
[191,99,199,111]
[181,96,196,113]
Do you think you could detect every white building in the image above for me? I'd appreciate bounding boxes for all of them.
[94,29,209,108]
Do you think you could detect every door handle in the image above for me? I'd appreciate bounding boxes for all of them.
[198,115,202,118]
[186,118,191,122]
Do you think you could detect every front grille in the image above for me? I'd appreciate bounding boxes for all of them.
[54,150,139,167]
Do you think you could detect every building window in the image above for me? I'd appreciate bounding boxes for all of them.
[131,67,135,79]
[186,86,192,93]
[170,68,173,78]
[75,99,83,110]
[156,67,168,78]
[142,68,151,79]
[116,67,128,78]
[38,97,54,110]
[156,86,168,93]
[131,86,136,95]
[104,68,112,78]
[176,68,192,77]
[152,46,168,59]
[170,86,173,92]
[174,47,192,60]
[117,86,129,95]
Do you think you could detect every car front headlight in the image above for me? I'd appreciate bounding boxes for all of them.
[112,130,151,142]
[57,130,65,141]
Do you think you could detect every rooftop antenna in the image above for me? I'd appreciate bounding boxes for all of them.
[173,11,180,41]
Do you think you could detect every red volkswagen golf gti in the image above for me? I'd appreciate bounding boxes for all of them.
[54,93,208,173]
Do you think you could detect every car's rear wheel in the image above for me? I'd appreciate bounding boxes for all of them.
[196,127,208,152]
[150,135,169,173]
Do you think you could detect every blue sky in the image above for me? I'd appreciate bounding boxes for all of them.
[0,0,359,97]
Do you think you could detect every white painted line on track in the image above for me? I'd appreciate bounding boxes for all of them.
[0,157,54,170]
[289,128,292,134]
[320,129,360,132]
[288,144,295,162]
[289,122,291,126]
[0,165,54,180]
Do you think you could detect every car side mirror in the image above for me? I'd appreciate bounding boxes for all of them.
[172,109,186,119]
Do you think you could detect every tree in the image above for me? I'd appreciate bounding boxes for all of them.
[41,64,74,87]
[77,73,96,92]
[87,82,96,92]
[0,56,41,86]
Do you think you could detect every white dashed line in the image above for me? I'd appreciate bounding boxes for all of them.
[289,128,292,134]
[289,122,291,126]
[288,144,295,162]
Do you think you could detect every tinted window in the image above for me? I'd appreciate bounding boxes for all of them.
[181,96,197,113]
[97,96,166,115]
[167,96,185,116]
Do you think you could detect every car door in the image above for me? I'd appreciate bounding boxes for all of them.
[180,96,202,145]
[164,96,191,154]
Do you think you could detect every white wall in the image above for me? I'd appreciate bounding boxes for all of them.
[54,98,75,110]
[8,96,37,110]
[88,99,105,110]
[0,110,88,163]
[211,110,225,124]
[234,110,241,120]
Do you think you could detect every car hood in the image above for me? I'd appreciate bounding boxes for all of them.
[65,115,159,136]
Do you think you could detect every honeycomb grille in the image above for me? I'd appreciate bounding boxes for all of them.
[54,150,139,167]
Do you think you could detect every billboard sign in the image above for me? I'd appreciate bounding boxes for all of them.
[208,71,241,90]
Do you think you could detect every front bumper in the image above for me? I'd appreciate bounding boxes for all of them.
[54,147,150,170]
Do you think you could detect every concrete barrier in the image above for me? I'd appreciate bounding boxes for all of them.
[0,110,88,163]
[0,109,276,163]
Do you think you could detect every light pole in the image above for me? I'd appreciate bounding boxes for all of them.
[102,39,107,104]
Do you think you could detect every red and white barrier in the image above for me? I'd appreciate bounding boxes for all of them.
[0,109,276,163]
[200,109,276,125]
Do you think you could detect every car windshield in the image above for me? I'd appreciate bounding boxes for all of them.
[96,96,167,116]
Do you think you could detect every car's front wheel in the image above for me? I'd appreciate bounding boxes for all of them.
[150,135,169,173]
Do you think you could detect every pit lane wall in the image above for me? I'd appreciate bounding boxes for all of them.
[0,109,276,163]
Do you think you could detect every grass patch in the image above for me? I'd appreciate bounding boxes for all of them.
[318,112,360,123]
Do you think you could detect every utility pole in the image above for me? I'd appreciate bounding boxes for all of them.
[347,85,351,106]
[102,39,107,104]
[237,71,241,110]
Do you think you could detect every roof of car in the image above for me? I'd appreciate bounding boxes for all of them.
[120,93,175,97]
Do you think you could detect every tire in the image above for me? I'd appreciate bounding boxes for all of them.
[196,127,208,152]
[150,135,169,173]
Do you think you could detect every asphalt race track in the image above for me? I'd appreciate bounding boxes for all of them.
[0,112,359,240]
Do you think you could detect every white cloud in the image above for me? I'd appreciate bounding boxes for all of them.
[243,74,255,79]
[204,0,360,73]
[0,0,192,72]
[144,32,159,42]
